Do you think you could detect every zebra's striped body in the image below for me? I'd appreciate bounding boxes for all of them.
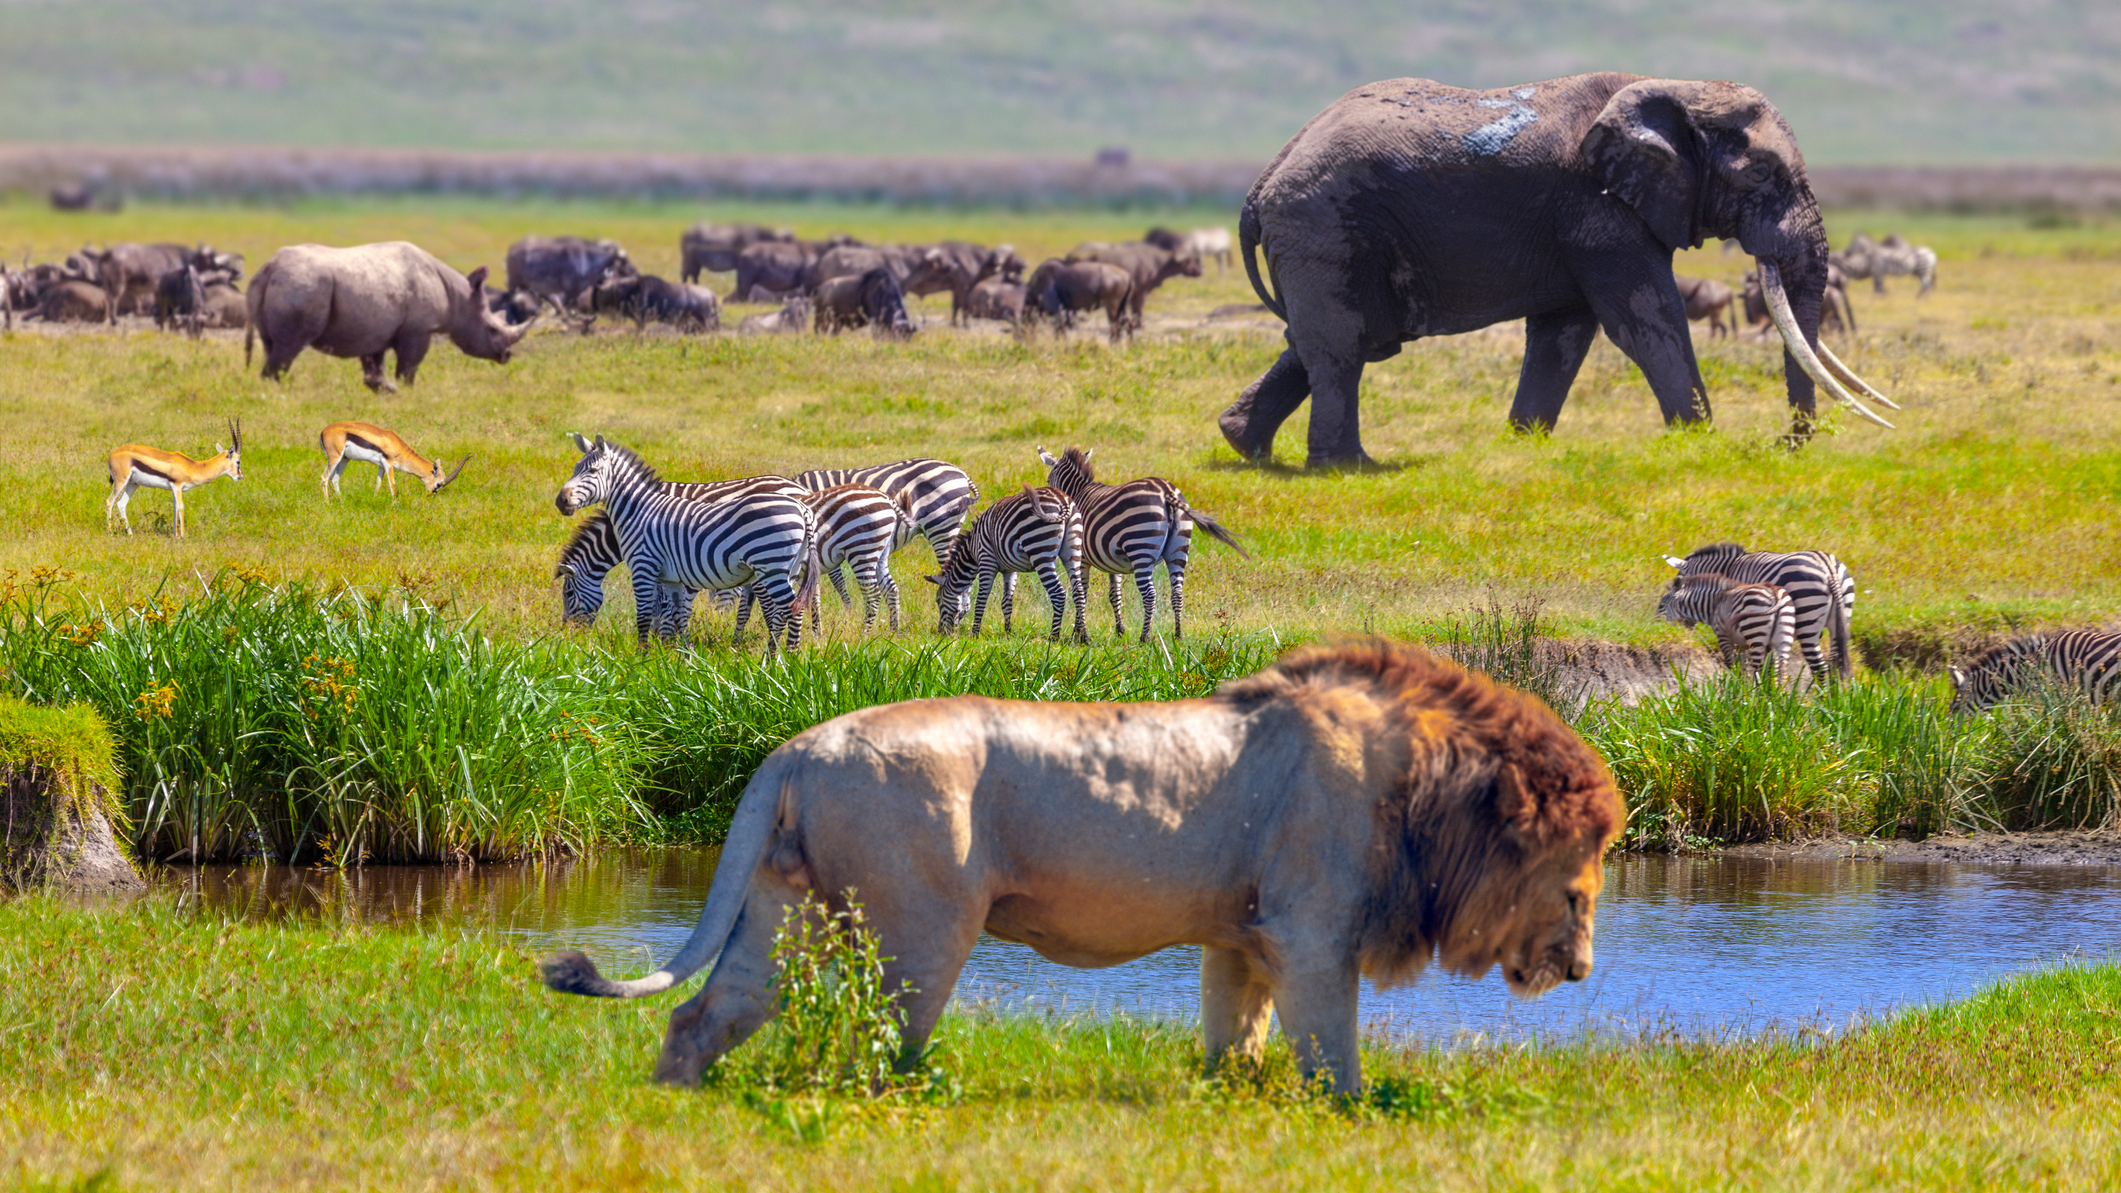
[794,457,979,567]
[1658,575,1796,681]
[1950,630,2121,713]
[768,483,912,633]
[1669,543,1853,679]
[556,474,807,631]
[929,485,1087,642]
[554,438,818,653]
[1036,446,1247,642]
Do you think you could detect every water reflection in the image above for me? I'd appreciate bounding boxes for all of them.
[145,851,2121,1040]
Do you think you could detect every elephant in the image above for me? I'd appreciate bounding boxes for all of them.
[1217,73,1897,468]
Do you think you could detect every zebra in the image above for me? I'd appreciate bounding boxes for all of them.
[926,486,1088,642]
[555,470,807,632]
[1950,630,2121,714]
[773,483,914,633]
[1657,575,1796,681]
[1035,446,1247,642]
[794,458,979,568]
[554,436,818,653]
[1664,543,1853,679]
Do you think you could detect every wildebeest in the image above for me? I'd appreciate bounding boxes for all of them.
[200,281,247,329]
[1025,259,1134,343]
[680,223,794,282]
[737,296,811,335]
[1065,242,1202,326]
[814,268,914,339]
[901,242,1023,326]
[592,274,721,332]
[729,236,863,303]
[488,288,543,327]
[505,237,636,321]
[1744,263,1854,336]
[1145,226,1234,274]
[154,265,209,336]
[1673,276,1736,339]
[94,242,193,321]
[246,242,531,392]
[807,244,918,292]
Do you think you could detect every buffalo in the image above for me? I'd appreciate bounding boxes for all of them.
[246,242,531,392]
[153,265,210,336]
[901,242,1023,325]
[729,235,864,303]
[505,237,636,322]
[1024,259,1134,343]
[680,223,794,282]
[814,268,914,339]
[1066,242,1201,327]
[965,277,1026,326]
[34,280,111,323]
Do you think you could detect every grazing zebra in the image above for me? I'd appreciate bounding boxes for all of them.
[1657,575,1796,681]
[927,486,1088,642]
[1664,543,1853,679]
[1035,446,1248,642]
[794,458,979,567]
[554,436,818,653]
[766,483,913,633]
[1950,630,2121,713]
[556,471,807,631]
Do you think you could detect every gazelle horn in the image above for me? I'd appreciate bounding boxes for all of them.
[1758,261,1894,430]
[438,456,471,490]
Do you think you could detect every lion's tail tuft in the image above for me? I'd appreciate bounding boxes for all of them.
[539,948,677,999]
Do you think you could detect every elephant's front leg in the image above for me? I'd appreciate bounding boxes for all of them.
[1217,347,1311,463]
[1586,269,1710,425]
[1509,307,1602,431]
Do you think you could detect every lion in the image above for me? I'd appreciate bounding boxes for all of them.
[540,640,1625,1092]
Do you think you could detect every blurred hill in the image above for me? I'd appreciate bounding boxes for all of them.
[1,0,2114,164]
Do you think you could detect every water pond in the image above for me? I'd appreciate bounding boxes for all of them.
[151,850,2121,1040]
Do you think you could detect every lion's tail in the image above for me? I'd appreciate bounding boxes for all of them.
[538,752,796,999]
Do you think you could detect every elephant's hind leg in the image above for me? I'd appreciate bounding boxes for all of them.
[1218,347,1311,463]
[1510,307,1601,431]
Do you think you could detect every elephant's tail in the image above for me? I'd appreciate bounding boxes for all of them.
[1240,200,1285,322]
[539,749,796,999]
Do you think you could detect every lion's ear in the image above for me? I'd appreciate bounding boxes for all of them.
[1496,763,1539,836]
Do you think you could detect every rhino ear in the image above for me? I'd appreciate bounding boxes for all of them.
[467,266,490,293]
[1582,82,1706,251]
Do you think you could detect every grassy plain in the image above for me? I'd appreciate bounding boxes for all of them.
[5,895,2120,1190]
[3,198,2118,652]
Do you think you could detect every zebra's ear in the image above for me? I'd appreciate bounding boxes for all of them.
[1661,554,1685,569]
[1949,667,1967,690]
[569,432,591,454]
[923,575,940,585]
[1084,448,1093,461]
[1037,446,1058,467]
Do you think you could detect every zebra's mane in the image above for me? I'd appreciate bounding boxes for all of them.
[556,511,612,573]
[1684,541,1748,562]
[594,441,662,487]
[1959,633,2048,677]
[1060,446,1095,480]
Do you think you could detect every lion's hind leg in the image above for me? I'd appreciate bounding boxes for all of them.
[1200,946,1274,1072]
[652,886,794,1086]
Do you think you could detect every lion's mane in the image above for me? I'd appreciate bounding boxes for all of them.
[1220,639,1624,985]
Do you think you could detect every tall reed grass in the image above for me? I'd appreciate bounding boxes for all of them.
[0,573,1279,861]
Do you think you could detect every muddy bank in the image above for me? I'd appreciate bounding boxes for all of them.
[1540,639,1719,703]
[1715,828,2121,866]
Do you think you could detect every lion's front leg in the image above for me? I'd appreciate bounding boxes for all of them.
[1200,946,1274,1071]
[1268,955,1362,1094]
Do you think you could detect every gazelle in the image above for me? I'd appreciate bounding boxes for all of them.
[105,418,243,537]
[318,421,468,499]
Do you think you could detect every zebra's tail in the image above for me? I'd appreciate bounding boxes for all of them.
[1828,587,1853,678]
[792,533,823,615]
[1176,496,1250,559]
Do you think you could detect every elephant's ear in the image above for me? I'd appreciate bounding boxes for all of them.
[1582,82,1705,252]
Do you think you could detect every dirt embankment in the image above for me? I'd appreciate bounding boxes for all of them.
[1718,829,2121,866]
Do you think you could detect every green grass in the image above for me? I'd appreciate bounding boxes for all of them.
[3,198,2119,651]
[5,896,2121,1189]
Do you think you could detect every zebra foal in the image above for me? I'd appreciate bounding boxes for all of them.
[927,486,1088,642]
[1036,446,1247,642]
[1658,575,1796,681]
[794,457,979,568]
[1664,543,1853,679]
[554,436,819,653]
[1950,630,2121,713]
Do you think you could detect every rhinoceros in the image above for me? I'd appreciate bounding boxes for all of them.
[245,242,530,392]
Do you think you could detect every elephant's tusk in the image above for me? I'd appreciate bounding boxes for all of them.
[1759,261,1894,430]
[1815,338,1902,411]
